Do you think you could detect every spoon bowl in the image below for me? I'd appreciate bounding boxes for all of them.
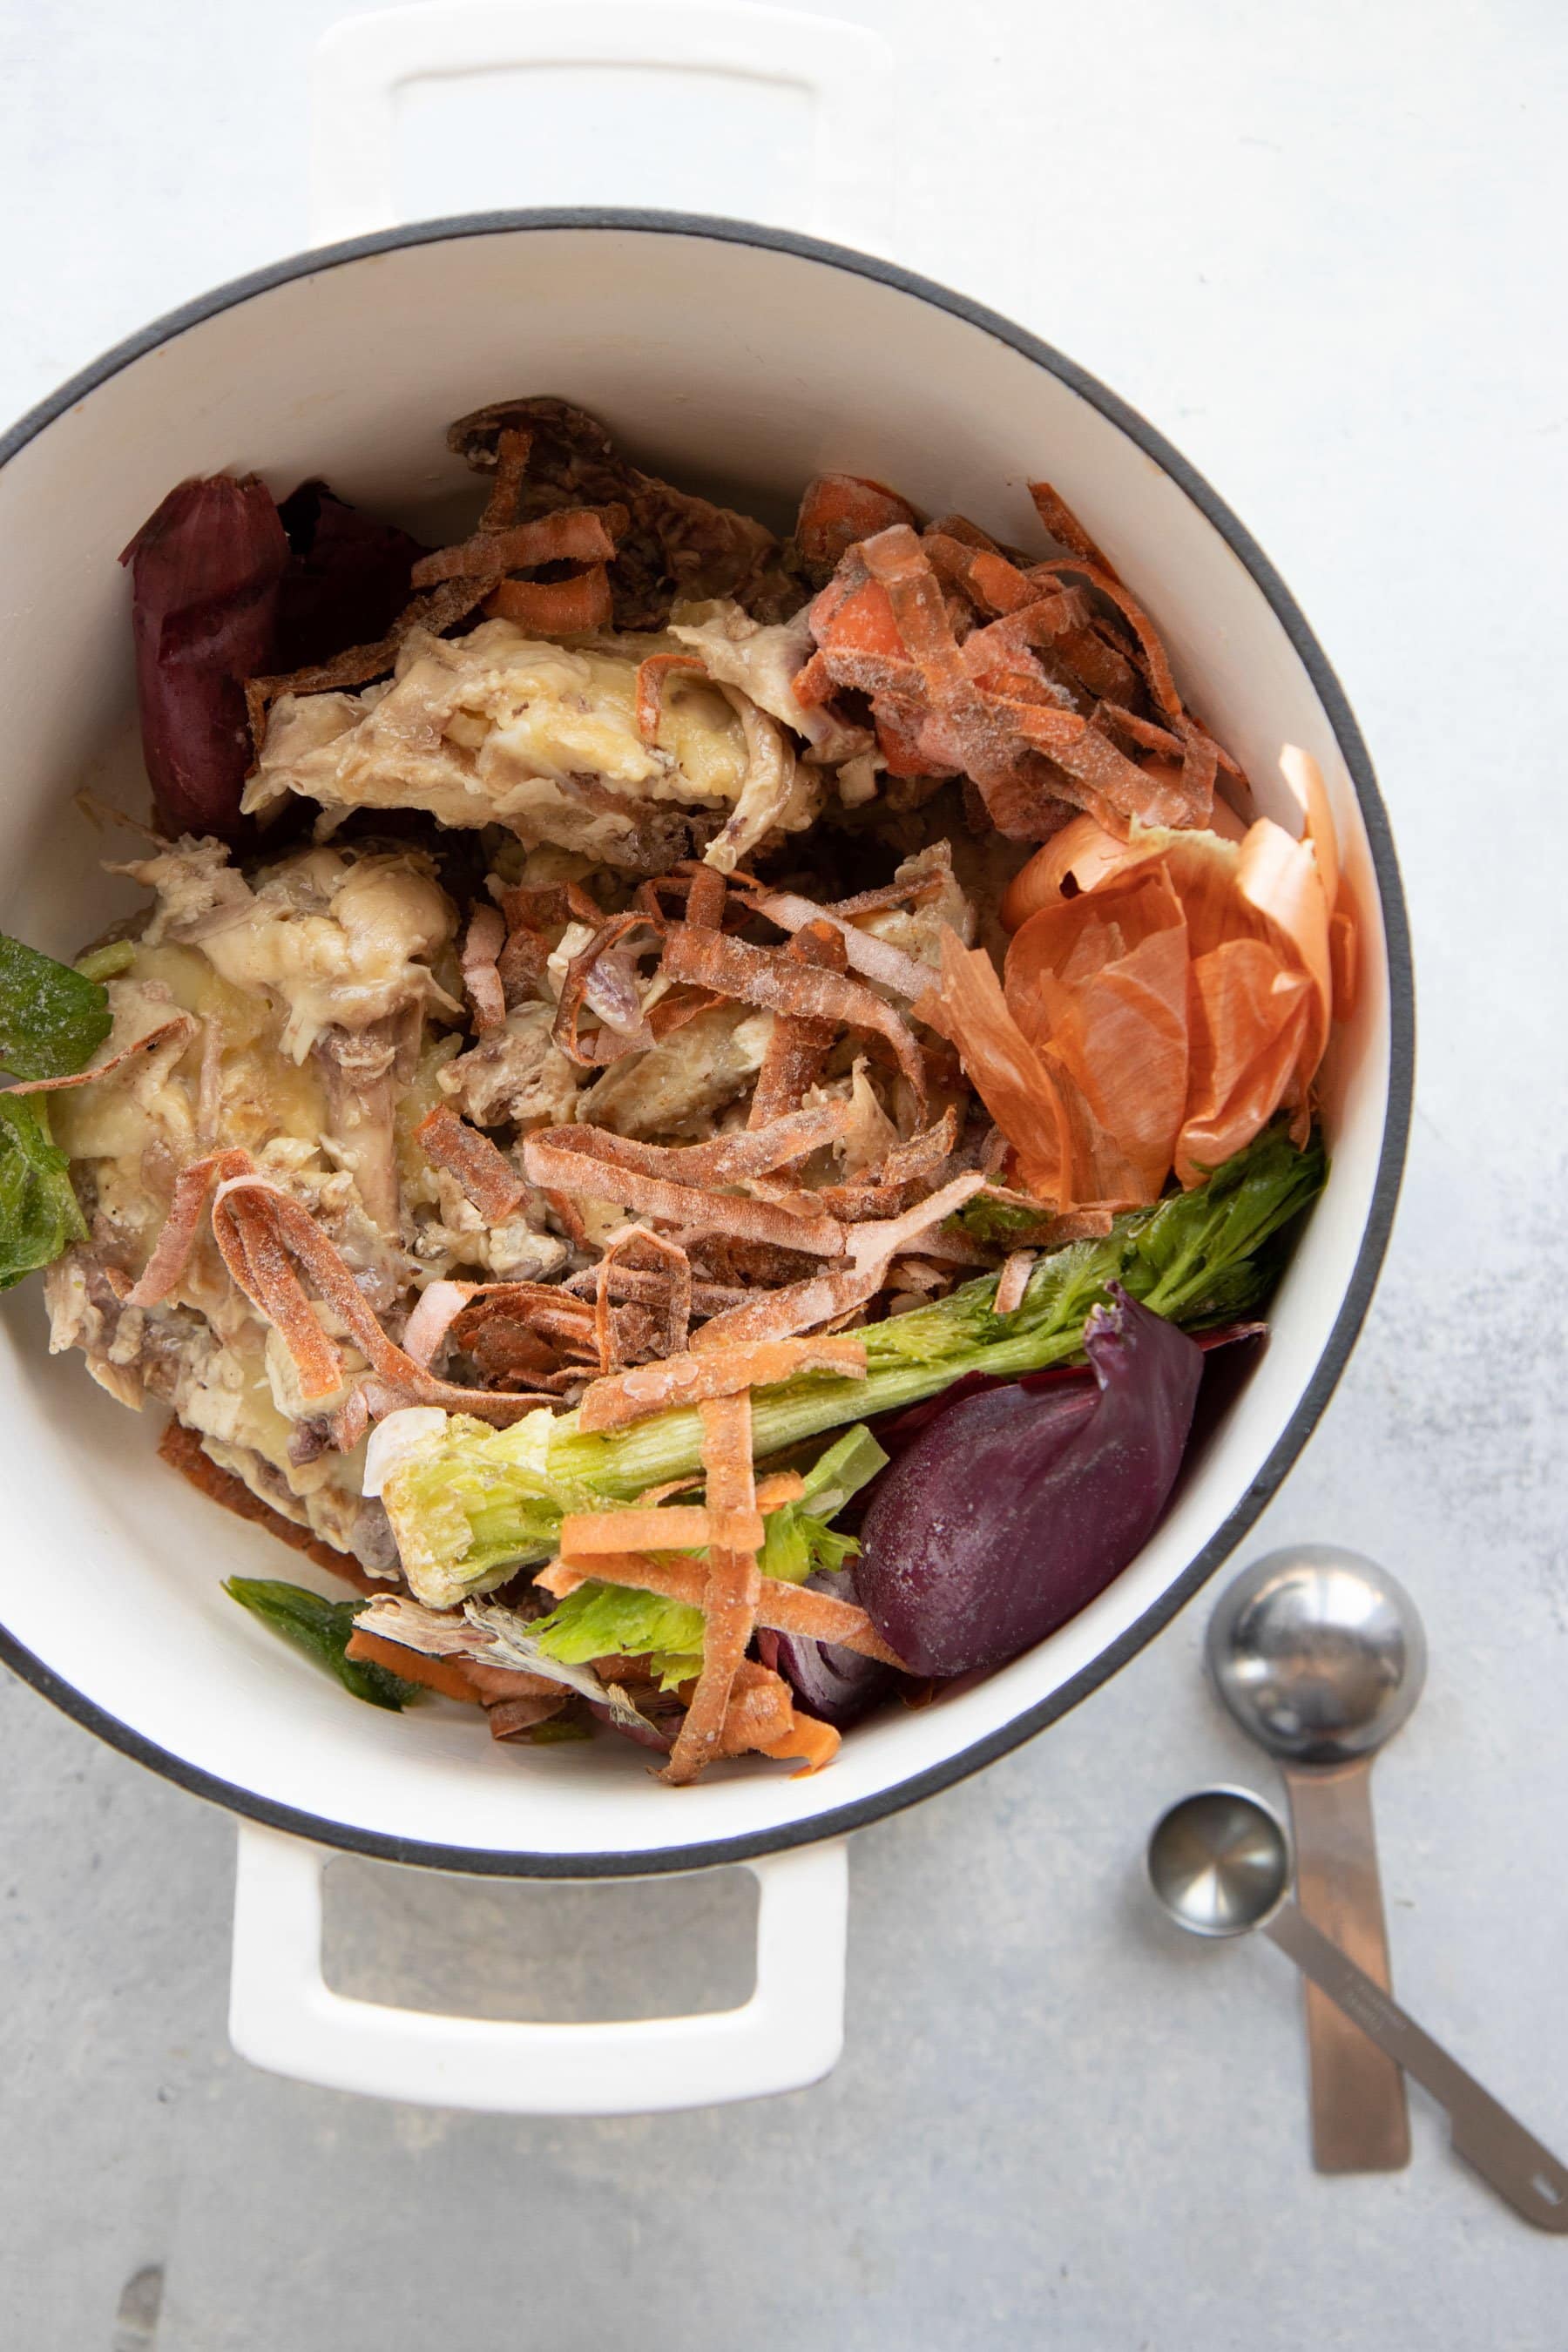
[1147,1786,1292,1937]
[1206,1544,1427,1766]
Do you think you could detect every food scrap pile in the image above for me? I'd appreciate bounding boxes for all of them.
[0,398,1346,1782]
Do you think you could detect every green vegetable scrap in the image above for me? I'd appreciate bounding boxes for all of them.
[755,1423,887,1586]
[0,931,112,1081]
[528,1423,892,1684]
[956,1191,1069,1247]
[380,1125,1327,1607]
[72,941,137,983]
[223,1577,422,1712]
[0,931,118,1291]
[0,1096,86,1291]
[530,1582,706,1692]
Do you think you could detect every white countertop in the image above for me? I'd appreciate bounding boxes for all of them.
[2,2,1564,2344]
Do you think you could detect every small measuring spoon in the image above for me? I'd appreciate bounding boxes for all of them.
[1146,1787,1568,2231]
[1206,1545,1424,2172]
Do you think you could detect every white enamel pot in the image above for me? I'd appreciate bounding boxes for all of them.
[0,3,1411,2117]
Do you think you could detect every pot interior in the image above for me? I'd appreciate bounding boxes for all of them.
[0,222,1402,1867]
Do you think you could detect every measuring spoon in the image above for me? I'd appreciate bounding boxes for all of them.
[1207,1545,1424,2171]
[1147,1787,1568,2231]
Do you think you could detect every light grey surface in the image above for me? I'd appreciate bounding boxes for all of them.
[2,0,1565,2343]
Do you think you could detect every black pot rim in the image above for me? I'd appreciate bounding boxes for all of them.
[0,207,1414,1879]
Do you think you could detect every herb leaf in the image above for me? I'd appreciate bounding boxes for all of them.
[223,1577,422,1711]
[0,1096,86,1291]
[0,933,112,1082]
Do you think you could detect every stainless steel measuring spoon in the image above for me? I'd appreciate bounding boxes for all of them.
[1147,1786,1568,2231]
[1206,1545,1425,2172]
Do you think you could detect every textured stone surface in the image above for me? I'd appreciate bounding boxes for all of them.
[1,2,1565,2344]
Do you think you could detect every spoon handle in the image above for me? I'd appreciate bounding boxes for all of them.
[1283,1761,1409,2172]
[1264,1898,1568,2231]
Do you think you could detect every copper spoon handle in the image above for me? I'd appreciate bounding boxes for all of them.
[1283,1760,1410,2173]
[1263,1897,1568,2231]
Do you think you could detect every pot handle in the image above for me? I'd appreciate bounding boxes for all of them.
[309,1,896,252]
[228,1821,848,2112]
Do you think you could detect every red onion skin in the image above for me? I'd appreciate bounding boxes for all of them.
[855,1288,1203,1677]
[759,1572,901,1730]
[121,474,424,841]
[274,482,422,669]
[121,476,288,840]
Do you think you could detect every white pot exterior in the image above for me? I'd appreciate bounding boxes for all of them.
[0,214,1410,1881]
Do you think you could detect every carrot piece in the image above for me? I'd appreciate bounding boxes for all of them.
[754,1472,807,1512]
[345,1629,482,1706]
[1328,907,1358,1020]
[660,922,929,1116]
[480,427,533,529]
[412,504,626,586]
[524,1130,848,1259]
[663,1393,761,1786]
[415,1103,526,1225]
[593,1225,692,1369]
[540,1549,905,1668]
[634,652,707,743]
[127,1146,253,1307]
[577,1335,867,1433]
[486,566,613,634]
[993,1249,1036,1316]
[5,1012,196,1098]
[460,902,507,1034]
[558,1506,767,1556]
[1026,480,1121,579]
[747,918,844,1130]
[795,473,918,573]
[756,1713,841,1776]
[716,1662,796,1756]
[807,567,907,663]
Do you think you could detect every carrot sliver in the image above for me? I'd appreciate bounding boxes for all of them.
[757,1713,841,1776]
[796,474,918,573]
[577,1335,866,1433]
[663,1393,760,1787]
[486,566,612,633]
[559,1505,765,1556]
[415,1104,526,1225]
[545,1551,903,1666]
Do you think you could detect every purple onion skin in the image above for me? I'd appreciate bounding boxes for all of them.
[274,481,423,670]
[121,475,289,840]
[856,1288,1203,1678]
[759,1569,901,1730]
[121,473,424,841]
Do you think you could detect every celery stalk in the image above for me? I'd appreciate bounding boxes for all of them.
[381,1125,1326,1606]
